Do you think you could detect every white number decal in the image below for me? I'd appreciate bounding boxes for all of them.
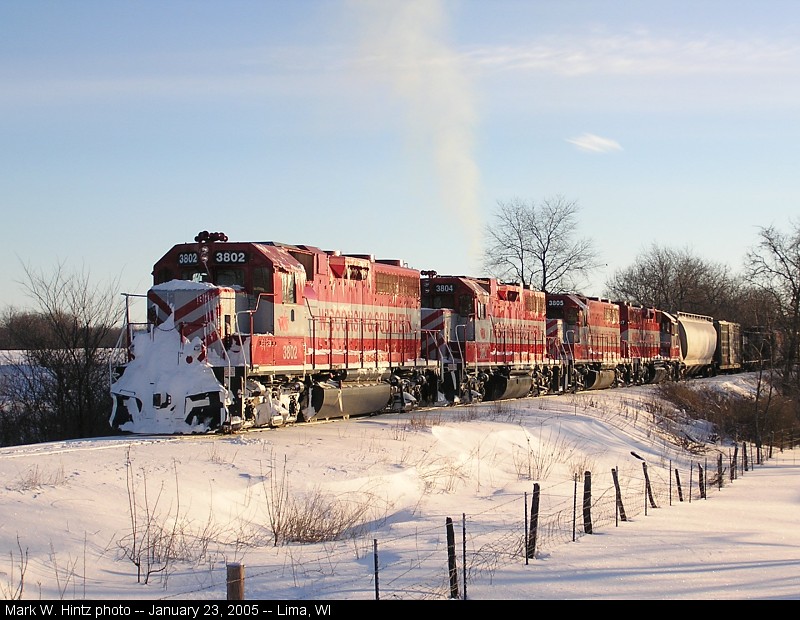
[282,345,298,360]
[435,284,454,293]
[178,252,198,264]
[548,299,564,306]
[215,251,247,263]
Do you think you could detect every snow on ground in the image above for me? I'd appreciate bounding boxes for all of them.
[0,372,798,601]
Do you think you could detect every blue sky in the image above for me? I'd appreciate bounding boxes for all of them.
[2,0,800,312]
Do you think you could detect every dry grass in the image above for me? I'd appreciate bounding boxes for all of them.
[278,487,379,544]
[512,425,589,481]
[652,380,795,445]
[0,537,28,600]
[406,411,444,429]
[9,464,66,492]
[116,448,228,586]
[261,452,389,546]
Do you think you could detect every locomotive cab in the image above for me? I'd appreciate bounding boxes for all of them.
[546,294,619,390]
[421,274,549,403]
[615,302,675,385]
[126,233,432,431]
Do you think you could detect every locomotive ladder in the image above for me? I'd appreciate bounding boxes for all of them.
[422,328,456,365]
[547,336,572,392]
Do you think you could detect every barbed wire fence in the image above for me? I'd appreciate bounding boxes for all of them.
[159,428,799,601]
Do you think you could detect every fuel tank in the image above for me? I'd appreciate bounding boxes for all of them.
[307,381,392,421]
[484,373,533,401]
[584,368,616,390]
[645,365,671,384]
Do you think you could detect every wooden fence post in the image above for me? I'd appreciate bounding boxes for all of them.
[698,462,706,499]
[446,517,459,599]
[527,483,540,559]
[669,459,673,506]
[582,471,593,534]
[717,454,723,490]
[674,468,684,502]
[462,513,467,601]
[226,563,245,600]
[743,441,748,473]
[572,474,577,542]
[642,462,657,508]
[373,539,379,600]
[611,468,627,522]
[524,491,529,564]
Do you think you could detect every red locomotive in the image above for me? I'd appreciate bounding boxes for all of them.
[111,232,436,434]
[616,302,681,384]
[420,273,553,403]
[545,294,621,391]
[109,231,748,435]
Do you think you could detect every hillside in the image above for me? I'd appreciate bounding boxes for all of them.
[0,372,798,601]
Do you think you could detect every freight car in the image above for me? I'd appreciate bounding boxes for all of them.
[676,312,719,377]
[109,232,751,435]
[740,326,780,371]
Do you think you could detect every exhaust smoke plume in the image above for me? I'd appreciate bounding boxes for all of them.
[348,0,483,265]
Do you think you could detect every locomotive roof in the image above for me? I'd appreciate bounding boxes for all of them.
[159,239,415,279]
[424,274,491,298]
[250,243,306,273]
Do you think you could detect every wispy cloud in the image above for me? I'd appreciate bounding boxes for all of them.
[566,133,622,153]
[465,32,800,77]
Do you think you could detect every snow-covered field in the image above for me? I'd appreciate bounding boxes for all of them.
[0,372,797,601]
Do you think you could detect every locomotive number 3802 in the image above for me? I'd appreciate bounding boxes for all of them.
[215,251,247,264]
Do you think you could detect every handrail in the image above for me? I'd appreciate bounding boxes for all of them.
[455,323,467,369]
[235,291,278,372]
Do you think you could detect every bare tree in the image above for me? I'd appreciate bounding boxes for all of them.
[0,262,123,445]
[746,222,800,387]
[604,244,739,318]
[483,196,599,292]
[735,285,782,332]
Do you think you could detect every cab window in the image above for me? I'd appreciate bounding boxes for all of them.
[430,294,454,309]
[187,270,209,283]
[253,267,273,296]
[155,268,174,284]
[215,268,245,288]
[565,308,580,325]
[282,272,297,304]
